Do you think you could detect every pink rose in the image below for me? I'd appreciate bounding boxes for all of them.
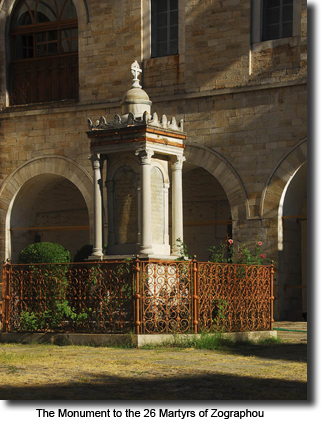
[258,241,262,246]
[228,239,233,245]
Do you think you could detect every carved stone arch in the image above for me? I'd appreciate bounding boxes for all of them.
[0,155,93,260]
[151,160,169,184]
[107,157,141,182]
[260,138,307,219]
[183,142,248,221]
[0,0,89,25]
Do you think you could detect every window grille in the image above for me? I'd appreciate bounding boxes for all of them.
[9,0,78,105]
[262,0,293,41]
[151,0,178,57]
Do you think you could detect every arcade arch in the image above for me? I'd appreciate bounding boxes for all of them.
[180,144,246,261]
[0,155,93,262]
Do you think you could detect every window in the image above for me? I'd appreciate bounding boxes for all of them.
[151,0,178,57]
[9,0,78,105]
[262,0,293,41]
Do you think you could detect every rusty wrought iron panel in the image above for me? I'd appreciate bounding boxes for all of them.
[4,262,134,333]
[198,263,272,332]
[139,260,194,334]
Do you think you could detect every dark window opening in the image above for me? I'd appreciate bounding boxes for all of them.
[262,0,293,41]
[151,0,178,58]
[9,0,78,106]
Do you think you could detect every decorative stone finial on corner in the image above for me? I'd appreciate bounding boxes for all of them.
[131,60,142,88]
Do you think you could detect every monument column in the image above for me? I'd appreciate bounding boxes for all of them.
[136,148,154,255]
[171,155,185,256]
[90,153,104,257]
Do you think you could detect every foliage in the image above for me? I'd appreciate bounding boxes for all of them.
[212,298,228,331]
[17,243,90,332]
[18,242,71,264]
[208,237,272,265]
[175,238,192,260]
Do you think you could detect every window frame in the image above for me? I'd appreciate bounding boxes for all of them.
[262,0,294,42]
[142,0,185,60]
[252,0,301,46]
[8,0,79,106]
[151,0,178,58]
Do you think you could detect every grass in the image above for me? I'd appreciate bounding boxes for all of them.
[0,335,306,400]
[140,333,283,351]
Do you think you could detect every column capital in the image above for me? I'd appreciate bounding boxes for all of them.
[135,148,154,165]
[171,155,186,171]
[90,153,101,170]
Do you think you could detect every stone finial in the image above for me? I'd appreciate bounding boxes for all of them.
[131,60,142,88]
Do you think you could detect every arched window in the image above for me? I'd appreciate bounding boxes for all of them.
[9,0,78,105]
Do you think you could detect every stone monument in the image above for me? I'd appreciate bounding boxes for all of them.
[87,61,187,259]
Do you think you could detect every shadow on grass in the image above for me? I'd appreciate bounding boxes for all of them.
[0,370,307,401]
[140,335,307,363]
[225,342,307,363]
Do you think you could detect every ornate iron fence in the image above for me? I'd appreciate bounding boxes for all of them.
[197,262,274,332]
[1,259,274,334]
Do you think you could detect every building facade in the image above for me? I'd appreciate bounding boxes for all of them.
[0,0,307,320]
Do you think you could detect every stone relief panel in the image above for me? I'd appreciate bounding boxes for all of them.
[113,166,138,245]
[151,166,164,245]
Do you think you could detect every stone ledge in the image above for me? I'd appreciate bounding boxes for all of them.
[0,331,277,347]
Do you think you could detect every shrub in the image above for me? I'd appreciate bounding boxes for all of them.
[208,237,272,265]
[18,242,71,264]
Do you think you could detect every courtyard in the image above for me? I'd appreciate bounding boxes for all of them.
[0,323,307,401]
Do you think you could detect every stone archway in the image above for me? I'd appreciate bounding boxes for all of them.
[260,139,307,320]
[260,139,307,220]
[0,155,93,262]
[184,143,248,221]
[182,143,247,261]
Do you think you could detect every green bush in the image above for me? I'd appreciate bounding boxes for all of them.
[18,242,71,264]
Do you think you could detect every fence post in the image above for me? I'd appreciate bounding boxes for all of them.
[192,256,199,334]
[1,260,10,333]
[134,256,141,335]
[270,262,275,331]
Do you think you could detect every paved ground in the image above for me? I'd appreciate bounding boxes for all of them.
[274,321,307,343]
[0,322,307,401]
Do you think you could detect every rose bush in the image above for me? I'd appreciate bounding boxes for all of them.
[208,237,272,265]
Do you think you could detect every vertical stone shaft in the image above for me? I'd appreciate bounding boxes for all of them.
[91,154,103,257]
[136,149,154,255]
[171,155,185,255]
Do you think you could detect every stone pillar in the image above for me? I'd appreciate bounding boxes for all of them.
[164,182,170,245]
[171,155,185,256]
[106,180,115,247]
[136,148,154,255]
[90,153,103,257]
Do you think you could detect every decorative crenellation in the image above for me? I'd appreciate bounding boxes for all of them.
[87,111,184,132]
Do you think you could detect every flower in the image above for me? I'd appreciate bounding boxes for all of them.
[260,254,265,258]
[258,241,262,246]
[228,239,233,245]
